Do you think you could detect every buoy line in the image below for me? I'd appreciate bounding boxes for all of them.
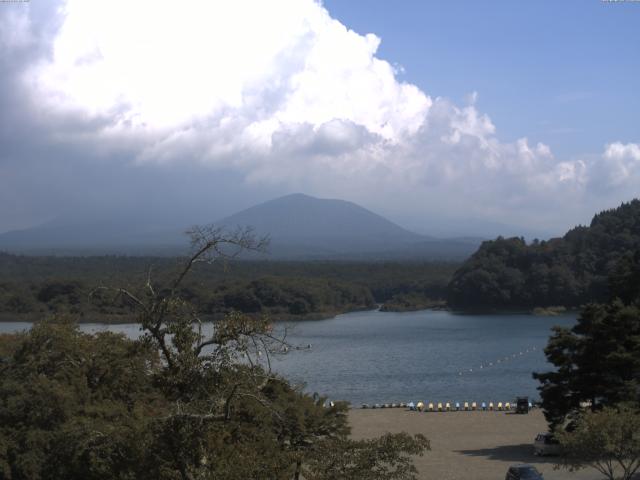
[457,346,540,376]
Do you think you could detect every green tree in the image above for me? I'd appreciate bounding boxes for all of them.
[0,318,162,480]
[609,251,640,305]
[1,225,429,479]
[555,406,640,480]
[534,301,640,428]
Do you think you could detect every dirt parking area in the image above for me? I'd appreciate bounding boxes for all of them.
[349,408,603,480]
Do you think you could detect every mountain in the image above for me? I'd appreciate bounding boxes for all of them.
[215,193,482,259]
[447,199,640,310]
[0,193,481,259]
[217,193,428,256]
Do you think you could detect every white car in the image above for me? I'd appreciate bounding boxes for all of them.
[533,433,561,456]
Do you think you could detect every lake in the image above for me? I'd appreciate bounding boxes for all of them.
[0,309,575,406]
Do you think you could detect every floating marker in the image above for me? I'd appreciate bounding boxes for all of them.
[455,346,543,378]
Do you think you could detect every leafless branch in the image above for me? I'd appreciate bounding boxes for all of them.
[172,224,269,293]
[146,266,156,297]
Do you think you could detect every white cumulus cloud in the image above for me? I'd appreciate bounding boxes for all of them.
[28,0,430,147]
[600,142,640,186]
[1,0,638,234]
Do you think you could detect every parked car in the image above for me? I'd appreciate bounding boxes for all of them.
[505,464,544,479]
[534,433,561,456]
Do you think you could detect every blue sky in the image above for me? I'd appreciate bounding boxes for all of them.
[0,0,638,238]
[324,0,640,159]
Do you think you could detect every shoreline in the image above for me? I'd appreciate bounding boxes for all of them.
[0,304,579,324]
[0,305,378,325]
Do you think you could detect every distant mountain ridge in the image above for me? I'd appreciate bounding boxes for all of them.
[0,219,186,256]
[0,193,481,260]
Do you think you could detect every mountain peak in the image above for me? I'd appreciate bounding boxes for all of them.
[262,193,347,206]
[217,194,425,255]
[277,192,315,201]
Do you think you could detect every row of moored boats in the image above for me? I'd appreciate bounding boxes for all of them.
[361,400,535,411]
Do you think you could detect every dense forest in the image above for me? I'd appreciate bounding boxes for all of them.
[0,254,457,321]
[447,199,640,310]
[0,230,430,479]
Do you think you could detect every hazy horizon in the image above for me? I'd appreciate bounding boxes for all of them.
[0,191,566,241]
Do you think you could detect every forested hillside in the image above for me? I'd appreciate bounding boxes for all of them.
[0,255,457,321]
[447,200,640,310]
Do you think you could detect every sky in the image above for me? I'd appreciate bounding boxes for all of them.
[0,0,639,238]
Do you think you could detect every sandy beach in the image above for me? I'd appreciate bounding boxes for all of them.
[349,408,602,480]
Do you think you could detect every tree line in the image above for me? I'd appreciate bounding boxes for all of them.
[0,253,457,321]
[447,199,640,310]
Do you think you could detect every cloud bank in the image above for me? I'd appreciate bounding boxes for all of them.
[0,0,638,235]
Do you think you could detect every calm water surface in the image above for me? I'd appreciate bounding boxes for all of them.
[0,309,576,405]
